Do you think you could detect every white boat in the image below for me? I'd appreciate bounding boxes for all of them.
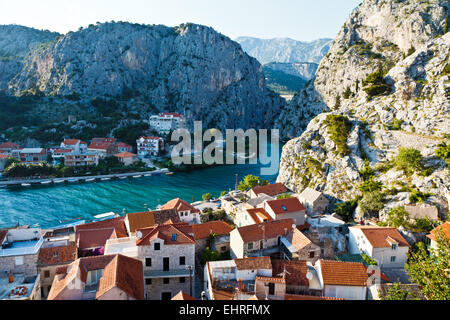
[165,172,174,176]
[101,177,111,181]
[133,175,142,178]
[144,174,152,177]
[93,212,117,221]
[21,183,31,187]
[119,176,127,180]
[54,180,64,184]
[68,179,79,183]
[85,178,95,182]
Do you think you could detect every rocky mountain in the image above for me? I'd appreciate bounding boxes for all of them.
[235,37,333,64]
[264,62,318,81]
[0,22,285,138]
[276,0,449,218]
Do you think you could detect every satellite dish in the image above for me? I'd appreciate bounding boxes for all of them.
[137,231,143,239]
[292,224,297,229]
[306,272,313,280]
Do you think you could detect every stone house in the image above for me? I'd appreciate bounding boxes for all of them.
[192,221,234,256]
[297,187,329,215]
[263,197,307,227]
[235,208,273,228]
[404,204,439,222]
[280,228,321,263]
[160,198,201,225]
[249,183,288,199]
[124,209,180,236]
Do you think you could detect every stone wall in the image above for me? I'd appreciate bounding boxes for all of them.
[0,254,39,277]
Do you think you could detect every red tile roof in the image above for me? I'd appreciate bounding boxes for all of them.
[319,260,369,287]
[353,226,410,248]
[234,256,272,270]
[427,222,450,241]
[284,294,345,301]
[171,291,197,300]
[272,260,309,286]
[235,219,295,243]
[251,183,288,197]
[0,154,9,159]
[161,198,200,214]
[246,208,273,224]
[52,149,72,154]
[88,142,114,151]
[63,139,82,145]
[38,243,77,266]
[96,254,145,300]
[77,227,117,250]
[114,152,137,158]
[0,142,20,149]
[92,138,116,144]
[266,197,306,215]
[136,223,195,246]
[126,209,181,233]
[75,217,128,239]
[192,221,233,240]
[116,142,132,148]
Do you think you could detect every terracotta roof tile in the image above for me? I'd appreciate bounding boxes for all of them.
[353,226,410,248]
[427,222,450,241]
[235,219,295,243]
[246,208,273,224]
[319,259,368,287]
[171,291,197,300]
[256,276,286,284]
[136,223,195,246]
[63,139,82,145]
[266,197,306,215]
[75,217,128,238]
[287,228,313,251]
[161,198,200,214]
[77,227,117,250]
[0,142,20,149]
[272,260,309,286]
[251,183,288,197]
[38,242,77,266]
[234,256,272,270]
[192,221,233,240]
[114,152,137,158]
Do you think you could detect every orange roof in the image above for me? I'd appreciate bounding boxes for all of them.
[246,208,273,224]
[353,226,410,248]
[96,254,145,300]
[319,260,368,287]
[427,222,450,241]
[38,243,77,266]
[0,142,20,149]
[88,142,114,151]
[266,197,306,215]
[75,217,128,239]
[235,219,295,243]
[116,142,132,148]
[284,294,344,301]
[52,149,72,153]
[77,227,117,250]
[234,256,272,270]
[286,228,314,251]
[114,152,137,158]
[0,154,9,159]
[171,291,197,300]
[272,260,309,286]
[136,223,195,246]
[161,198,200,214]
[126,209,182,233]
[63,139,82,145]
[251,183,288,197]
[192,221,233,240]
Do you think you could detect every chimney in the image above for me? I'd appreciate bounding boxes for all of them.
[238,278,245,292]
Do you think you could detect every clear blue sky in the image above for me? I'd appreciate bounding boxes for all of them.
[0,0,362,41]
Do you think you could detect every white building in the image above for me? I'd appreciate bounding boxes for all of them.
[149,113,186,135]
[348,226,410,269]
[60,139,88,154]
[136,136,164,159]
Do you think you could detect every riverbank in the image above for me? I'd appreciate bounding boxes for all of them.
[0,168,170,187]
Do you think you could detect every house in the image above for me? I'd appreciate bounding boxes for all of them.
[92,138,117,144]
[12,148,47,164]
[0,142,20,155]
[116,142,133,153]
[306,214,348,256]
[64,152,99,167]
[38,238,77,299]
[149,113,186,135]
[426,221,450,251]
[314,259,369,300]
[404,204,439,222]
[280,228,321,263]
[160,198,201,224]
[136,136,164,159]
[172,290,197,300]
[204,256,272,300]
[60,139,88,154]
[47,254,144,300]
[229,219,295,259]
[348,226,410,269]
[0,228,44,277]
[249,183,288,199]
[87,141,117,158]
[297,187,329,215]
[124,209,180,236]
[50,148,72,164]
[254,276,286,299]
[263,197,307,226]
[236,208,273,228]
[192,221,234,256]
[114,152,138,166]
[135,223,196,300]
[271,260,322,296]
[243,193,275,210]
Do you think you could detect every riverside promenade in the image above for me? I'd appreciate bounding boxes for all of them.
[0,168,170,187]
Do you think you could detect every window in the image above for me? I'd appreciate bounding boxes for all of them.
[145,278,152,285]
[145,258,152,267]
[391,256,396,263]
[15,256,24,266]
[180,277,186,283]
[309,252,315,259]
[248,242,254,250]
[163,278,170,284]
[87,269,104,285]
[44,270,50,278]
[221,246,227,252]
[179,256,186,265]
[392,244,398,250]
[172,234,177,242]
[154,243,160,251]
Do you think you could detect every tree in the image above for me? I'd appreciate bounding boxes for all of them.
[238,175,265,191]
[405,231,450,300]
[380,282,419,300]
[202,193,213,202]
[342,87,352,99]
[435,142,450,165]
[276,193,292,199]
[386,206,410,228]
[359,191,384,217]
[220,191,228,197]
[334,198,359,223]
[394,147,423,176]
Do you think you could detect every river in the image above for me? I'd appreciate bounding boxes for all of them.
[0,159,280,229]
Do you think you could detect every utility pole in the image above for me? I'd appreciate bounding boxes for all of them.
[235,174,238,191]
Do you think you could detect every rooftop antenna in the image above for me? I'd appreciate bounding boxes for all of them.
[277,265,291,279]
[122,208,126,216]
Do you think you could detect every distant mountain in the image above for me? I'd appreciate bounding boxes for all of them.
[262,62,318,95]
[235,37,333,64]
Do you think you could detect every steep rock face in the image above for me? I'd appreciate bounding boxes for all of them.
[6,22,284,130]
[235,37,333,64]
[277,0,449,139]
[277,0,449,214]
[264,62,318,81]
